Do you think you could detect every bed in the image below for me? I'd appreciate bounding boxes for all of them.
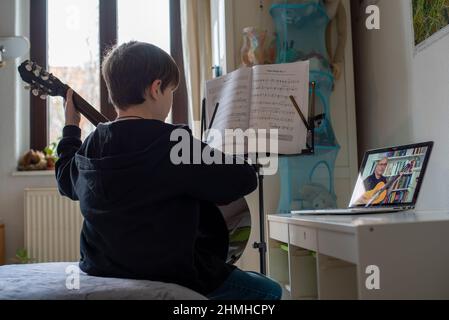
[0,262,206,300]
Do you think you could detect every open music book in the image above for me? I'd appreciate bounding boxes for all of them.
[205,61,309,155]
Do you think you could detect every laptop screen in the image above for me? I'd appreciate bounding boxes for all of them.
[349,142,433,208]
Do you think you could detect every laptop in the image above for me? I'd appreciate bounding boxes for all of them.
[292,141,434,215]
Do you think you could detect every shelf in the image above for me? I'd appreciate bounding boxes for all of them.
[12,170,55,177]
[386,153,426,161]
[385,172,413,177]
[268,242,290,293]
[391,188,409,192]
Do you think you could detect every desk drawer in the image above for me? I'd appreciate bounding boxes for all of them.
[289,225,318,251]
[289,225,317,251]
[318,230,357,263]
[269,221,288,243]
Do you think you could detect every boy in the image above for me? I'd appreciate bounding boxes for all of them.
[56,41,282,300]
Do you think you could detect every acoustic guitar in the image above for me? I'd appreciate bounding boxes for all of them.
[362,163,413,207]
[18,60,251,265]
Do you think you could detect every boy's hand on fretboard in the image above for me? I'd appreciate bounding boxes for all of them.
[64,89,81,127]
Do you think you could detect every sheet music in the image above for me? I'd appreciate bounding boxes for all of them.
[249,61,309,154]
[205,67,252,151]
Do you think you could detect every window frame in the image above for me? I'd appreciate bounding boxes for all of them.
[30,0,187,150]
[99,0,118,121]
[29,0,48,151]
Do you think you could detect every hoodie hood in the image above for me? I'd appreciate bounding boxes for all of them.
[74,120,183,203]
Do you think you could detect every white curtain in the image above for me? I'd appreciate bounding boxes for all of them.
[180,0,213,138]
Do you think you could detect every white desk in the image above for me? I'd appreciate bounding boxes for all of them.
[267,211,449,299]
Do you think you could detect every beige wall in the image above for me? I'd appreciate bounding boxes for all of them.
[353,0,449,211]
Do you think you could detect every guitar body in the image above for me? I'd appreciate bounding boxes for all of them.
[362,182,387,205]
[18,60,252,265]
[219,198,251,264]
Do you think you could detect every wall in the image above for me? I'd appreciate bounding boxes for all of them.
[224,0,359,271]
[0,0,56,263]
[352,0,449,211]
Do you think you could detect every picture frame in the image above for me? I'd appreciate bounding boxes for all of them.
[412,0,449,52]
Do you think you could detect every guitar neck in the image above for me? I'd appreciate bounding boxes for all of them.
[71,91,111,127]
[17,60,111,126]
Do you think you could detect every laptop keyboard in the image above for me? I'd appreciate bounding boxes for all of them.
[291,207,405,215]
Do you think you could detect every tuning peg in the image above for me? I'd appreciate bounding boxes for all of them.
[32,89,40,96]
[25,63,33,71]
[41,74,49,81]
[33,65,42,77]
[39,94,47,100]
[24,85,31,90]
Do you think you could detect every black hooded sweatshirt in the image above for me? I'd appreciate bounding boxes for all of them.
[55,119,258,295]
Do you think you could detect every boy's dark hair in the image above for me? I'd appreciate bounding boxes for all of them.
[102,41,180,110]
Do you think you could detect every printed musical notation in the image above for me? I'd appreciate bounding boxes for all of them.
[249,61,309,153]
[205,67,252,132]
[205,61,310,154]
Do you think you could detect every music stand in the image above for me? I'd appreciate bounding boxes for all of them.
[201,81,317,275]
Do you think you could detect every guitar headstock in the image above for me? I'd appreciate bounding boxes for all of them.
[18,60,68,100]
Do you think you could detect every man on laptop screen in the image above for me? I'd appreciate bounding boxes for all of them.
[364,158,389,192]
[350,143,432,209]
[293,142,433,215]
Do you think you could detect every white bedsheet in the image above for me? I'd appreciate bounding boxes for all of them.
[0,262,206,300]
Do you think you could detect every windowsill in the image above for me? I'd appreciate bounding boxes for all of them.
[12,170,55,177]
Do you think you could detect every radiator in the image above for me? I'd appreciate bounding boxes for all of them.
[24,188,83,263]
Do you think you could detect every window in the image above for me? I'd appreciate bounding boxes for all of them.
[48,0,100,143]
[30,0,186,151]
[117,0,171,52]
[116,0,172,122]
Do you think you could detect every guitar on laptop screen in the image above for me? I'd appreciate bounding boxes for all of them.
[18,60,251,264]
[358,162,414,207]
[292,142,434,215]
